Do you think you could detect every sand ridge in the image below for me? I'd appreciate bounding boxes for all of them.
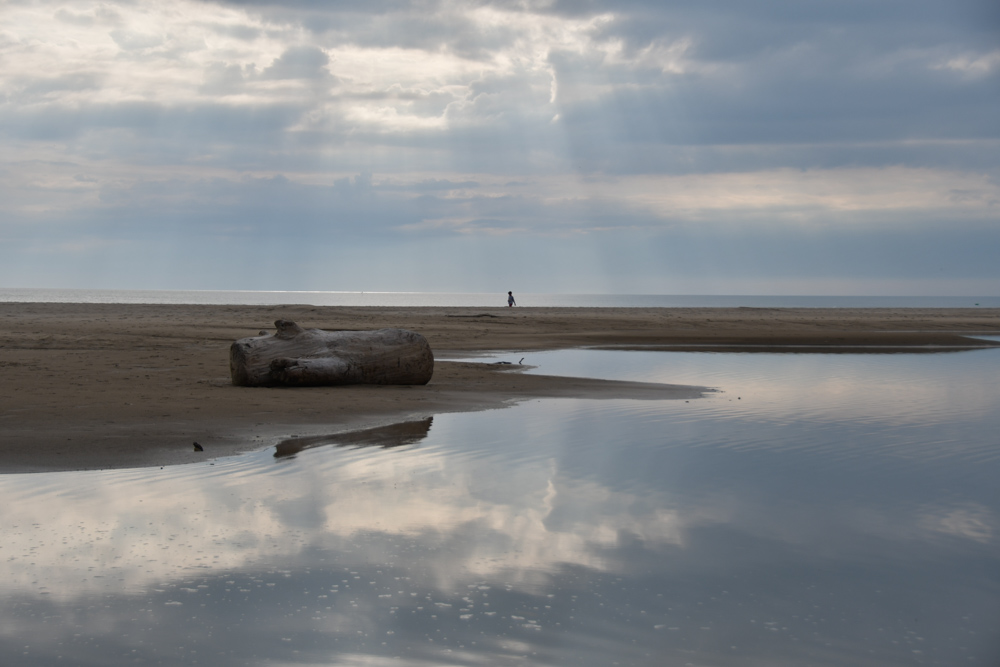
[1,302,997,472]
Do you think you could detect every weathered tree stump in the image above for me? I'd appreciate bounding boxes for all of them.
[230,320,434,387]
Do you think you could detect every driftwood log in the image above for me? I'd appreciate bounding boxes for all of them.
[230,320,434,387]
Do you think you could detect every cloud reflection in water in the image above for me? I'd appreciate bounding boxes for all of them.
[0,349,998,665]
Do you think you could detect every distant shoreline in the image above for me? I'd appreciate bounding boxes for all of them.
[2,302,998,473]
[1,288,997,309]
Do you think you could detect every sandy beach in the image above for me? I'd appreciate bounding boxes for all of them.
[1,302,998,472]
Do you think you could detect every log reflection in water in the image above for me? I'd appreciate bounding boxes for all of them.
[273,417,433,458]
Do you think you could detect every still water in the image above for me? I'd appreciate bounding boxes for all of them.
[1,349,998,666]
[1,287,996,308]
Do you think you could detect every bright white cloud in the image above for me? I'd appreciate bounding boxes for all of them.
[936,49,1000,77]
[579,167,1000,222]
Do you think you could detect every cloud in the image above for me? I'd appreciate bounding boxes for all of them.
[0,405,702,601]
[935,49,1000,77]
[0,0,997,293]
[53,4,122,26]
[109,28,165,51]
[261,44,332,79]
[7,72,104,104]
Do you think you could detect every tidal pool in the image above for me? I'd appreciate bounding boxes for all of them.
[1,349,998,666]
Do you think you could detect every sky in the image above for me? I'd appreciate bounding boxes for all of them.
[1,0,998,295]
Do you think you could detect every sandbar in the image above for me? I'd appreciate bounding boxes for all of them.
[1,302,997,472]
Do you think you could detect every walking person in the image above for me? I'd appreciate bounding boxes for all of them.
[507,291,516,307]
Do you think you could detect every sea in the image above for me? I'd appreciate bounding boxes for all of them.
[0,287,997,308]
[0,292,998,665]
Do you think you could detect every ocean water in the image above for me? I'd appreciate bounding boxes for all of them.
[0,287,996,308]
[0,348,997,665]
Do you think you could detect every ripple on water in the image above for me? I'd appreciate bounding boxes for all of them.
[0,348,997,666]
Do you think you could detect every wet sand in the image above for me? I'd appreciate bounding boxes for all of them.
[2,302,998,472]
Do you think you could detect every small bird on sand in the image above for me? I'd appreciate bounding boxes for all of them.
[193,442,204,452]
